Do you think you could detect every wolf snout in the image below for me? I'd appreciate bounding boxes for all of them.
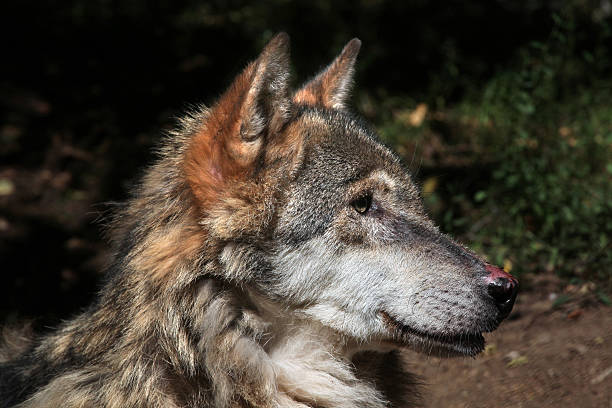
[484,264,518,320]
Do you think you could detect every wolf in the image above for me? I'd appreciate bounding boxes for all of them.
[0,33,517,407]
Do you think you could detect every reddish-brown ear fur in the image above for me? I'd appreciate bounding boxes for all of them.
[293,38,361,110]
[184,33,292,209]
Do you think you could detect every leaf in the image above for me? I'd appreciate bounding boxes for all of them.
[474,191,487,202]
[484,344,497,356]
[422,177,438,194]
[0,179,14,196]
[507,355,528,368]
[552,294,571,308]
[597,292,611,306]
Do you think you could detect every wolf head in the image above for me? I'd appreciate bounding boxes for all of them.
[182,33,517,357]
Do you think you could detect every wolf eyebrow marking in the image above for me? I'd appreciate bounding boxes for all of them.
[369,170,396,189]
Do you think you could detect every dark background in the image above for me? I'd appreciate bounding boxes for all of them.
[1,0,610,326]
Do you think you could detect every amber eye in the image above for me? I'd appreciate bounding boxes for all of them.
[351,194,372,214]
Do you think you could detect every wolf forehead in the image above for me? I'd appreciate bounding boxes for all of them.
[286,108,409,185]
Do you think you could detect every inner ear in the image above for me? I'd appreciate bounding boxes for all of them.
[293,38,361,110]
[183,33,293,209]
[237,35,293,144]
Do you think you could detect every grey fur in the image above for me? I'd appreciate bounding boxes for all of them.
[0,34,515,407]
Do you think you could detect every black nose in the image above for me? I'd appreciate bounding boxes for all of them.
[488,277,518,319]
[485,264,519,320]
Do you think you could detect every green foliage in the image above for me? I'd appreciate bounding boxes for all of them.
[552,294,572,309]
[376,8,612,287]
[598,291,612,306]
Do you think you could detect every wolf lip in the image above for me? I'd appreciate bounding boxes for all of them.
[379,311,485,356]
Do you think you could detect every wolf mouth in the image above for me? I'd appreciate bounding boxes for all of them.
[379,311,485,357]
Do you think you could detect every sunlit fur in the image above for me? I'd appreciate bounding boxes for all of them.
[0,34,513,407]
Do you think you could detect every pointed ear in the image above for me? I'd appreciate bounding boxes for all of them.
[184,33,292,207]
[293,38,361,110]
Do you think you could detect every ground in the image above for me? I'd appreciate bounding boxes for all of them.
[405,276,612,407]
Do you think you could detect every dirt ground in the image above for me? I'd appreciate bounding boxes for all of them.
[405,278,612,408]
